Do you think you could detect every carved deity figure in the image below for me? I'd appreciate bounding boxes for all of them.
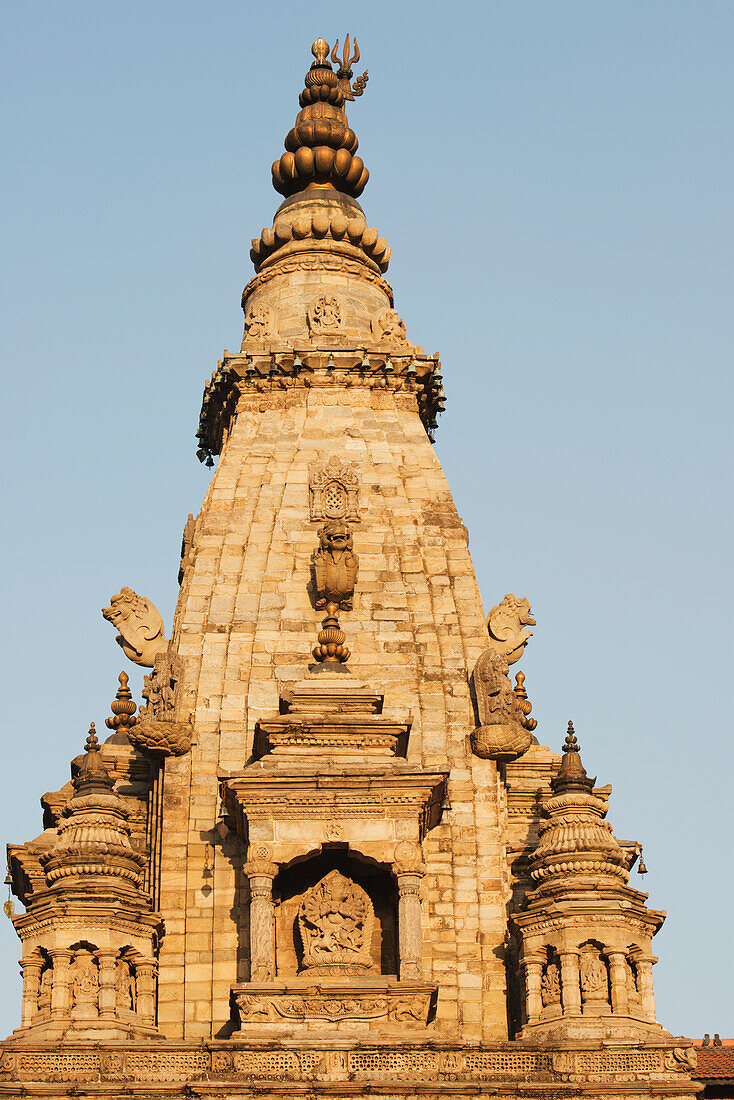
[36,965,52,1014]
[115,958,135,1013]
[298,870,374,974]
[307,294,342,334]
[541,961,561,1007]
[71,950,99,1017]
[486,594,535,665]
[371,307,407,343]
[242,303,274,343]
[313,522,359,610]
[102,587,168,668]
[624,957,641,1005]
[580,949,609,1007]
[471,647,533,760]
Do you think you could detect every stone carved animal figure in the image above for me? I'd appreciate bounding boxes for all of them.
[486,594,535,665]
[102,587,168,668]
[313,522,359,610]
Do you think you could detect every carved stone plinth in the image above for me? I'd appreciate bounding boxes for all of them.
[232,980,437,1032]
[128,719,193,758]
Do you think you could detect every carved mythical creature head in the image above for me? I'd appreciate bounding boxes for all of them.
[486,593,535,665]
[318,520,353,553]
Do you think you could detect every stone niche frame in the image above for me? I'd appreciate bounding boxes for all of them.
[220,767,445,1031]
[308,454,361,523]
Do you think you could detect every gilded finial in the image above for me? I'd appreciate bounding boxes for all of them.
[331,35,369,101]
[312,602,351,665]
[513,671,538,732]
[311,38,330,66]
[105,671,138,736]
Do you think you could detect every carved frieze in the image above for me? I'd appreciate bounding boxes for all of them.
[232,980,436,1031]
[309,455,360,522]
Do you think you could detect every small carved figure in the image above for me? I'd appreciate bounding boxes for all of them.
[486,594,535,665]
[36,965,52,1014]
[242,303,274,346]
[298,870,374,974]
[307,294,342,334]
[102,587,168,668]
[624,957,640,1004]
[371,307,408,344]
[115,958,135,1013]
[313,522,359,610]
[580,950,609,1006]
[178,513,195,585]
[541,961,561,1006]
[71,950,99,1016]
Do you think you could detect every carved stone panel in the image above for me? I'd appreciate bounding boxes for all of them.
[309,455,360,522]
[241,303,275,348]
[371,307,408,344]
[298,870,374,975]
[307,294,343,335]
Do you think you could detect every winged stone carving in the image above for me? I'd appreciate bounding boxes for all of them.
[486,594,535,665]
[102,587,168,668]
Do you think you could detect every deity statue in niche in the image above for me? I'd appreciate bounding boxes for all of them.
[298,870,374,975]
[115,957,135,1013]
[71,948,99,1018]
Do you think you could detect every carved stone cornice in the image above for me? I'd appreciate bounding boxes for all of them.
[0,1038,700,1091]
[232,980,437,1031]
[221,765,448,835]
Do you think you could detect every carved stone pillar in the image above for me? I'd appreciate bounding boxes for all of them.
[20,958,43,1028]
[244,846,278,982]
[635,957,656,1022]
[49,949,73,1019]
[97,950,117,1019]
[521,955,544,1024]
[135,959,157,1027]
[394,844,427,982]
[559,949,581,1016]
[606,950,629,1016]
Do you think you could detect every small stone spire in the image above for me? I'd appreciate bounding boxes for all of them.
[551,720,595,795]
[105,670,138,739]
[73,723,114,793]
[271,38,370,198]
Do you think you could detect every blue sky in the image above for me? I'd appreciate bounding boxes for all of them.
[1,1,732,1039]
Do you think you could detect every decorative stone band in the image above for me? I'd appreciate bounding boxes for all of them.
[232,981,437,1031]
[250,210,390,274]
[197,348,445,461]
[0,1041,698,1085]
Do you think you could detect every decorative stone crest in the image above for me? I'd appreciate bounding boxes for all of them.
[371,307,407,344]
[486,594,535,665]
[298,870,374,974]
[309,455,360,522]
[307,294,342,335]
[102,587,168,668]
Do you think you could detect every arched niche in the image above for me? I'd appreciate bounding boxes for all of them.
[273,846,397,978]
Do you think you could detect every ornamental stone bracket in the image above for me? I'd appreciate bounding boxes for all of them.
[231,980,437,1033]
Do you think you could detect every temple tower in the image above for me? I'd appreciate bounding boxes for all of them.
[2,39,700,1100]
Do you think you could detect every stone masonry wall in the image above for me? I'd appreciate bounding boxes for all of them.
[156,382,508,1041]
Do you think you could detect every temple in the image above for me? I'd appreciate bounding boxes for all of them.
[1,39,701,1099]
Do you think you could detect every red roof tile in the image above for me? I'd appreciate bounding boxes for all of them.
[695,1045,734,1079]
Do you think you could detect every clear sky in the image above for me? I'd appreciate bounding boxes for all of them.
[1,0,732,1040]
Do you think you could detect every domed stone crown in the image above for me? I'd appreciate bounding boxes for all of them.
[529,723,629,886]
[272,37,369,198]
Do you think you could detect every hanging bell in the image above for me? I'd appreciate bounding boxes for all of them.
[638,853,648,876]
